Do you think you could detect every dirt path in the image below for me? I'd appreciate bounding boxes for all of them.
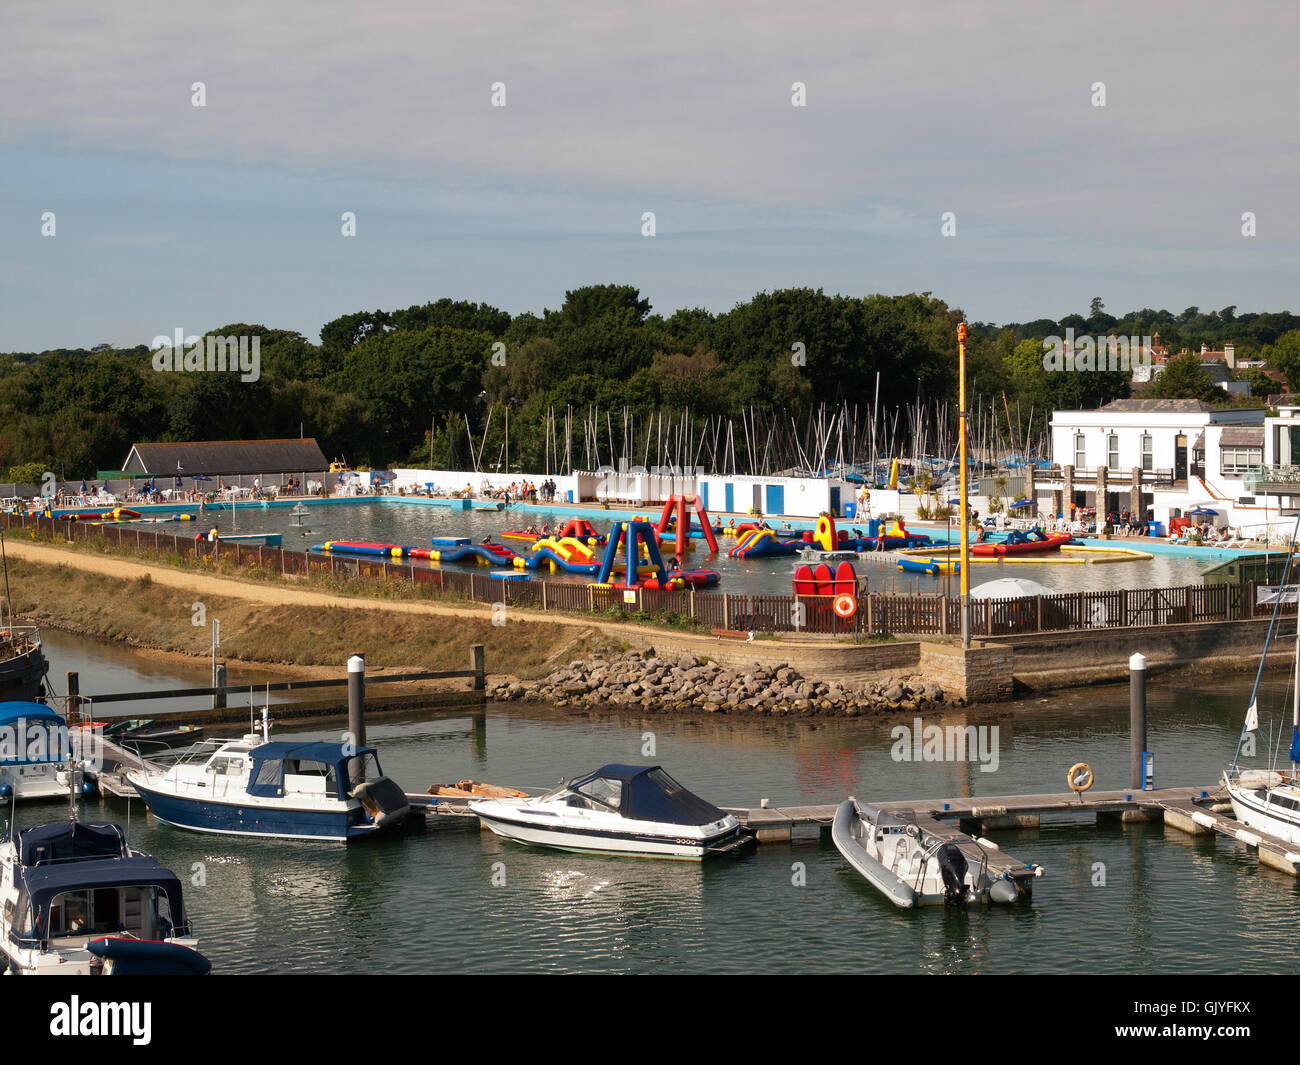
[4,539,866,670]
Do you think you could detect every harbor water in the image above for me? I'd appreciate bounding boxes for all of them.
[17,630,1299,974]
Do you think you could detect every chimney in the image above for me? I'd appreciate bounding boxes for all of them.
[1225,340,1235,367]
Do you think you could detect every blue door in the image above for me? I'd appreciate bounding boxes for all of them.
[724,483,734,513]
[830,486,840,514]
[700,483,709,511]
[765,484,785,515]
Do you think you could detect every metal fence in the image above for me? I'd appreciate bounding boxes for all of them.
[5,510,1291,639]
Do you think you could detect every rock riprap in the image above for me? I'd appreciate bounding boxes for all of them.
[487,649,951,715]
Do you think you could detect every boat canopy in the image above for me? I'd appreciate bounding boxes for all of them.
[9,823,188,938]
[0,701,63,726]
[573,765,727,826]
[246,740,378,800]
[16,821,127,865]
[0,701,68,766]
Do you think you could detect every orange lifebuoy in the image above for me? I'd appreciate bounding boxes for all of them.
[833,593,857,618]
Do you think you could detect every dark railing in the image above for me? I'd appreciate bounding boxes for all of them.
[3,510,1289,640]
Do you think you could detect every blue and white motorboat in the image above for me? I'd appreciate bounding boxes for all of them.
[0,819,210,974]
[469,764,752,860]
[127,713,410,842]
[0,701,78,801]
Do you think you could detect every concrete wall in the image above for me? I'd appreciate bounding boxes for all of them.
[988,617,1286,691]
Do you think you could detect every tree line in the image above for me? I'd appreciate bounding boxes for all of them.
[4,287,1299,481]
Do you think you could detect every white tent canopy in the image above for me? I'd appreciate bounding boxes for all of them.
[970,577,1055,600]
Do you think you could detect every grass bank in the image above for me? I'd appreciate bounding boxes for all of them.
[6,555,605,680]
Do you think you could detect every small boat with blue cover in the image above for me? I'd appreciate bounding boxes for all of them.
[470,764,753,859]
[0,700,76,801]
[0,819,209,974]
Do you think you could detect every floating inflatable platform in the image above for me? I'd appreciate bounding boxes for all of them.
[897,557,959,575]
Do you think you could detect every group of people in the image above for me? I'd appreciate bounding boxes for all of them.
[1106,509,1154,537]
[486,480,540,503]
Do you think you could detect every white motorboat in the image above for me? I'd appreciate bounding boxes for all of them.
[832,799,1036,909]
[469,764,752,860]
[0,818,209,974]
[127,710,410,842]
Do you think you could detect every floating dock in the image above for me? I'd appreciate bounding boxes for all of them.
[726,783,1300,879]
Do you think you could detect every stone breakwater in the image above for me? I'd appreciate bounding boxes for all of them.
[488,649,954,716]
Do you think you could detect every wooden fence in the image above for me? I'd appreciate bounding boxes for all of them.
[6,511,1293,639]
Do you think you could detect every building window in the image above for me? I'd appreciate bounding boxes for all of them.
[1074,433,1086,469]
[1107,434,1119,471]
[1221,447,1263,475]
[1141,433,1153,473]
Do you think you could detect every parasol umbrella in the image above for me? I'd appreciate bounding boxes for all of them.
[971,577,1055,600]
[1009,498,1034,508]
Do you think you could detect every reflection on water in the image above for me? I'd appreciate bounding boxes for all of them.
[11,629,1300,973]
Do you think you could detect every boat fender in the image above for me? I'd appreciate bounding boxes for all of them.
[988,877,1019,904]
[1067,761,1093,793]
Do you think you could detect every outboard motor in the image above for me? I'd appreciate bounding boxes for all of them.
[936,843,970,910]
[351,777,411,829]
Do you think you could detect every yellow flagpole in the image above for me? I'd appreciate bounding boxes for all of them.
[958,322,970,649]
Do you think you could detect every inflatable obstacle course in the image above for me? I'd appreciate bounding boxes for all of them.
[654,494,719,557]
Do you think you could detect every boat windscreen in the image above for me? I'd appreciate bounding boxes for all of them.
[621,768,726,826]
[575,776,623,810]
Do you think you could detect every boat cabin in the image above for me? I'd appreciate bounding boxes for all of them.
[546,764,728,826]
[5,822,190,952]
[241,741,386,801]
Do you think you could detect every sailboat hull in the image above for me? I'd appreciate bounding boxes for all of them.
[1224,779,1300,846]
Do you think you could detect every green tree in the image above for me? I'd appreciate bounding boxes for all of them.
[1148,352,1220,402]
[1262,330,1300,390]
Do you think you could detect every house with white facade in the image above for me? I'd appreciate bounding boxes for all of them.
[1042,398,1276,531]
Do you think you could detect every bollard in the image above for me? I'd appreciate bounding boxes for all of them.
[213,663,227,711]
[347,654,366,747]
[470,644,485,692]
[66,671,79,721]
[1130,652,1147,790]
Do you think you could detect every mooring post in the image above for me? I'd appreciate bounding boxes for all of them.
[347,654,366,783]
[213,663,227,711]
[1130,652,1147,790]
[471,644,485,691]
[66,671,79,720]
[348,654,366,749]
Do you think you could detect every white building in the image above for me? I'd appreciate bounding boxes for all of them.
[390,466,858,518]
[1044,398,1277,531]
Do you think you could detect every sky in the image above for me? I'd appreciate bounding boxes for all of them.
[2,0,1297,351]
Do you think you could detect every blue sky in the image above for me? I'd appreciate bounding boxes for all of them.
[2,0,1296,351]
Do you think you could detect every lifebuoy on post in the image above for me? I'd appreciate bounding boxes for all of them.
[1067,762,1094,793]
[833,593,857,618]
